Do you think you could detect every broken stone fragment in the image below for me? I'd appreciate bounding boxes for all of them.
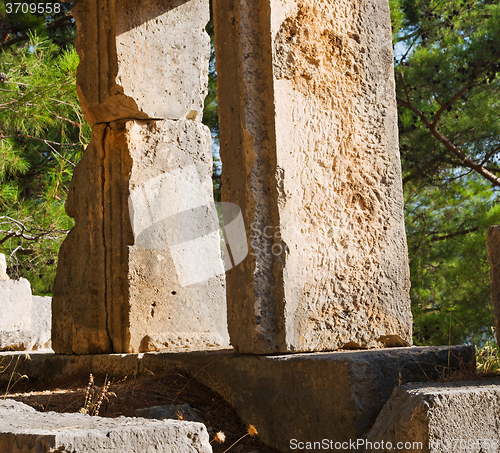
[0,399,212,453]
[0,253,8,280]
[363,380,500,452]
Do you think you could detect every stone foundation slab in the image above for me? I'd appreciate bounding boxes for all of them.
[0,345,474,452]
[363,379,500,452]
[0,399,211,453]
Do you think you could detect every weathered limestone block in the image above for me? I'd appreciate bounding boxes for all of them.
[0,331,36,351]
[32,296,52,350]
[52,119,229,354]
[214,0,411,352]
[0,399,212,453]
[0,254,52,351]
[0,253,8,280]
[487,225,500,345]
[0,277,32,332]
[67,0,210,126]
[363,379,500,453]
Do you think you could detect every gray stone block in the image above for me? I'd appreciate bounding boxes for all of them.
[32,296,52,350]
[135,403,203,423]
[487,225,500,346]
[0,267,52,351]
[0,278,32,332]
[363,379,500,452]
[215,0,412,354]
[0,399,212,453]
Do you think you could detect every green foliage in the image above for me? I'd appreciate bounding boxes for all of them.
[0,10,87,295]
[476,338,500,373]
[392,0,500,346]
[202,3,222,202]
[391,0,500,186]
[406,176,499,345]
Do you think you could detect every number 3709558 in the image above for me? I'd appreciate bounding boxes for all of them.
[6,3,61,14]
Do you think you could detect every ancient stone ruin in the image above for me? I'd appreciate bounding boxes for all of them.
[0,253,52,351]
[52,0,229,354]
[53,0,412,356]
[216,0,412,353]
[3,1,497,452]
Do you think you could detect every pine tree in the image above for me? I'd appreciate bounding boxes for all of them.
[0,4,89,294]
[391,0,500,345]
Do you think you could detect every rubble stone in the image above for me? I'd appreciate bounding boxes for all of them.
[0,399,212,453]
[363,379,500,452]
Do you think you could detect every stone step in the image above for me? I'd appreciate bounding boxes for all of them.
[0,399,212,453]
[363,378,500,452]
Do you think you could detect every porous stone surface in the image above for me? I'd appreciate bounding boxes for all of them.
[214,0,411,353]
[68,0,210,126]
[0,399,212,453]
[363,379,500,453]
[0,330,36,351]
[487,225,500,346]
[0,261,52,351]
[52,119,229,354]
[0,345,474,453]
[0,277,32,332]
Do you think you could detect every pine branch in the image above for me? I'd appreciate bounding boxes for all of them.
[1,15,73,50]
[397,71,500,187]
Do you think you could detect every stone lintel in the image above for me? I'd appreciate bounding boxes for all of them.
[0,345,474,452]
[214,0,412,353]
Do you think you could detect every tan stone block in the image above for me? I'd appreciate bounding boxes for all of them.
[69,0,210,126]
[364,380,500,452]
[487,225,500,345]
[214,0,412,353]
[52,120,229,354]
[0,254,8,280]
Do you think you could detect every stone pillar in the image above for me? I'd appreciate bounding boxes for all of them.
[487,225,500,346]
[53,0,229,354]
[214,0,412,353]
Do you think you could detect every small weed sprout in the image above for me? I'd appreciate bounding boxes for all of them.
[79,374,115,416]
[222,424,258,453]
[211,431,226,444]
[476,341,500,374]
[2,354,29,398]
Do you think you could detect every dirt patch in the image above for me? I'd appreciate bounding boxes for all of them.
[3,368,280,453]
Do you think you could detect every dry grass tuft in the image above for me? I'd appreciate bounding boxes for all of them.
[4,368,276,453]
